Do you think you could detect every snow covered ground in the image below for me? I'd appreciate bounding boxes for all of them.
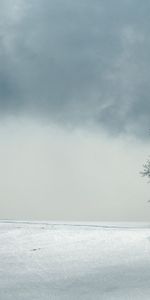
[0,221,150,299]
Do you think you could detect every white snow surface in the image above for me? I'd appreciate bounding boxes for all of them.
[0,221,150,299]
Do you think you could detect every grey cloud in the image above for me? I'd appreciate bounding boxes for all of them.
[0,0,150,137]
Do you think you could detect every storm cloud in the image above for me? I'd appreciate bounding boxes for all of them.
[0,0,150,137]
[1,1,150,221]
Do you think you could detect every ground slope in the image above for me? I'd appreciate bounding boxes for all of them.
[0,221,150,299]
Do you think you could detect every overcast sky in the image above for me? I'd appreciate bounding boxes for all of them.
[0,0,150,221]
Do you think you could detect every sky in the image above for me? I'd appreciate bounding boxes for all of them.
[0,0,150,221]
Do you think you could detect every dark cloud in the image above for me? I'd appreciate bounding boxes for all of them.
[0,0,150,137]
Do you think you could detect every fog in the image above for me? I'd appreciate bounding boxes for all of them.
[0,117,149,221]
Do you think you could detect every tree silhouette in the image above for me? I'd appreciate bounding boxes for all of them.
[141,158,150,180]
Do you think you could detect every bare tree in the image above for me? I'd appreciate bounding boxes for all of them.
[141,158,150,180]
[141,158,150,202]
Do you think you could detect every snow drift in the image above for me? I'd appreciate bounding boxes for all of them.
[0,221,150,299]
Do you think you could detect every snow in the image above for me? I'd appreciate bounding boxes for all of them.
[0,221,150,299]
